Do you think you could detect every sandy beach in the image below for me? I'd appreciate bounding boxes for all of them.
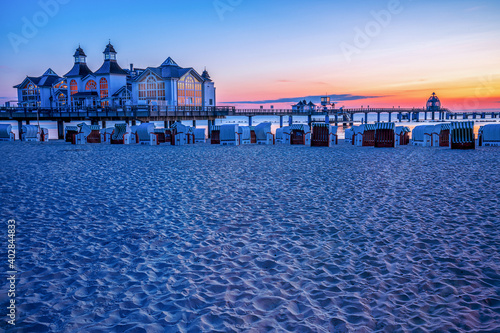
[1,141,499,332]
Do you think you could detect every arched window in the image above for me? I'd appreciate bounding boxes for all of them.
[138,75,165,101]
[54,80,67,90]
[21,82,40,107]
[70,80,78,95]
[58,93,66,106]
[177,74,202,106]
[100,78,108,99]
[85,80,97,91]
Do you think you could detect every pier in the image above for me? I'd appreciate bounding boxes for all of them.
[1,106,499,139]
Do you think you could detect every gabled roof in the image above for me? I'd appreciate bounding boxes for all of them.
[133,62,203,82]
[13,77,39,89]
[43,68,58,76]
[112,85,132,97]
[82,73,96,81]
[94,60,127,75]
[65,63,93,77]
[53,89,68,96]
[52,77,66,87]
[14,69,62,88]
[37,75,61,87]
[163,66,193,79]
[134,67,164,82]
[161,57,179,67]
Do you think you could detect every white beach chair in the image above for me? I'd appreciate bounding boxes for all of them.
[65,126,80,143]
[220,124,240,146]
[275,127,286,144]
[171,122,188,146]
[0,124,16,141]
[395,126,410,146]
[411,125,435,147]
[21,125,41,142]
[100,127,114,144]
[238,126,251,145]
[130,125,139,144]
[479,124,500,147]
[194,128,206,143]
[344,128,354,144]
[136,123,156,145]
[255,123,274,145]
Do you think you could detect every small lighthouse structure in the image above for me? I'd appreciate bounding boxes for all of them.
[426,92,442,111]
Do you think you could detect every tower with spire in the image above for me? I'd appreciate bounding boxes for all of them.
[201,68,215,107]
[94,41,128,106]
[64,46,95,107]
[64,46,93,78]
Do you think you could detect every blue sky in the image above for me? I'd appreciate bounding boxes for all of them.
[0,0,499,109]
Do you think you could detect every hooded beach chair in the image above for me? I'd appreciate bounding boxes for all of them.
[451,121,475,150]
[374,122,395,148]
[255,123,274,145]
[0,124,16,141]
[478,124,500,147]
[110,123,131,145]
[220,124,240,146]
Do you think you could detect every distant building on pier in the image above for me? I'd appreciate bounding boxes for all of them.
[426,92,442,111]
[292,100,317,112]
[13,42,216,109]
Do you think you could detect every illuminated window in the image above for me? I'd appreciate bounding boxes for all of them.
[138,75,165,100]
[70,80,78,95]
[85,80,97,91]
[58,93,66,106]
[100,78,108,99]
[21,82,40,107]
[54,80,67,90]
[177,75,202,106]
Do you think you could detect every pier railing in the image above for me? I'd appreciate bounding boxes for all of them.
[0,106,236,120]
[2,105,495,123]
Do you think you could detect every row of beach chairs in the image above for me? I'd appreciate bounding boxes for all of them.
[345,121,500,150]
[0,124,49,142]
[66,122,338,147]
[3,121,498,150]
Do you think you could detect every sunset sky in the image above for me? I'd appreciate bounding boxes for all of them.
[0,0,499,110]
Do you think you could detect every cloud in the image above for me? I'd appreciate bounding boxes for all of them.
[223,94,387,105]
